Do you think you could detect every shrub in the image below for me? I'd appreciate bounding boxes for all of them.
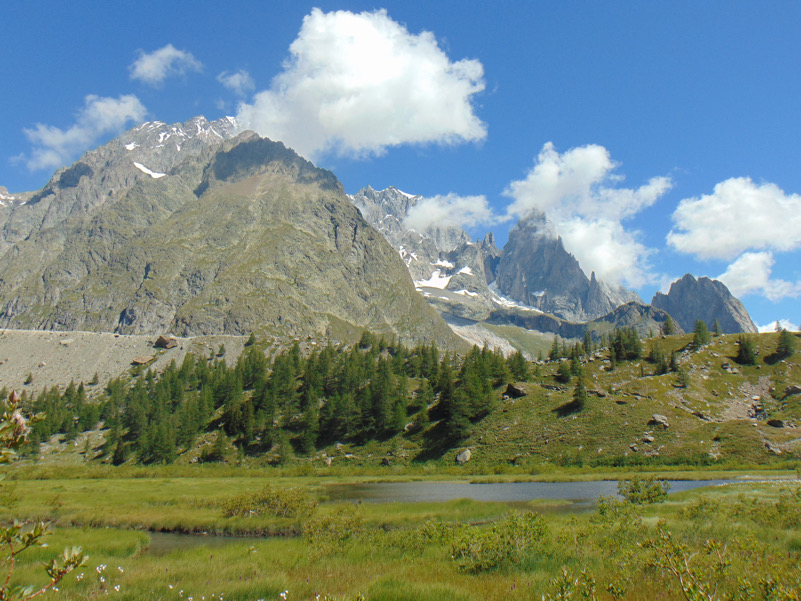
[220,485,318,519]
[449,511,549,572]
[617,476,670,505]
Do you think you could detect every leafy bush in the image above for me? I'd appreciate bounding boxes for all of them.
[220,484,317,519]
[617,476,670,505]
[449,511,549,572]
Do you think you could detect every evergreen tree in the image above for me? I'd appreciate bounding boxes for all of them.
[298,401,319,455]
[736,335,757,365]
[583,330,594,355]
[506,351,529,381]
[549,335,560,361]
[692,320,711,348]
[713,319,722,336]
[555,361,572,384]
[776,329,796,358]
[662,316,676,336]
[571,369,588,411]
[112,440,128,466]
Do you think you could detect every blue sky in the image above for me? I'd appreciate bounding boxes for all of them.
[2,1,800,330]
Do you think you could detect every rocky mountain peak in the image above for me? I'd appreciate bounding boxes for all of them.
[651,274,757,333]
[494,211,640,322]
[195,133,341,197]
[0,126,462,348]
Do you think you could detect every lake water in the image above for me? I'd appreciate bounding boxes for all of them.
[143,479,737,552]
[322,479,736,504]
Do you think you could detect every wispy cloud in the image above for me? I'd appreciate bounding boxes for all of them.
[404,193,498,232]
[23,94,146,170]
[217,69,255,96]
[236,8,486,160]
[129,44,202,86]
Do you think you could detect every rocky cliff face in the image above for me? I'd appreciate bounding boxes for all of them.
[494,211,641,322]
[651,274,757,334]
[0,121,461,348]
[350,186,496,320]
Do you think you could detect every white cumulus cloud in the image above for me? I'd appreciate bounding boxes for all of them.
[129,44,203,85]
[404,193,497,232]
[23,94,147,170]
[758,319,799,333]
[668,177,801,260]
[717,251,801,301]
[503,142,672,286]
[236,8,486,160]
[217,69,255,96]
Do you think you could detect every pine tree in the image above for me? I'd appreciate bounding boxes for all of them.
[692,320,711,349]
[662,316,676,336]
[506,350,529,381]
[571,369,588,411]
[583,330,594,355]
[549,335,560,361]
[556,361,572,384]
[776,329,796,358]
[713,319,722,336]
[736,335,757,365]
[112,440,128,466]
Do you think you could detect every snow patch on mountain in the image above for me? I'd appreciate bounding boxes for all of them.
[488,282,542,313]
[415,270,452,289]
[125,142,138,151]
[133,162,166,179]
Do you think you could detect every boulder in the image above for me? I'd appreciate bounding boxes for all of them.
[131,356,153,365]
[648,414,670,429]
[767,419,785,428]
[784,385,801,397]
[642,435,656,443]
[504,383,526,399]
[155,335,178,349]
[455,449,472,465]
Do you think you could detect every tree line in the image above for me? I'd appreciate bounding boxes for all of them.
[15,332,529,465]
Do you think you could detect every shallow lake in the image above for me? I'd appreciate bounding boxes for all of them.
[322,479,736,505]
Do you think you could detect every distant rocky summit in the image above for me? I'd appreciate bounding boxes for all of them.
[0,118,460,347]
[651,274,757,333]
[494,211,641,322]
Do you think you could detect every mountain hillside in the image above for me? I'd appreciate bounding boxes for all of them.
[0,120,461,348]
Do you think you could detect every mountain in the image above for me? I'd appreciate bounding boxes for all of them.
[350,188,679,354]
[494,211,641,322]
[350,186,496,321]
[0,118,461,348]
[651,274,757,334]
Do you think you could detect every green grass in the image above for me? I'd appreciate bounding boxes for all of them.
[2,475,799,600]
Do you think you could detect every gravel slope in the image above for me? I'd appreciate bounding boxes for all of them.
[0,329,249,396]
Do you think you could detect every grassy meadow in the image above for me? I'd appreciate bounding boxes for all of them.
[0,470,800,600]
